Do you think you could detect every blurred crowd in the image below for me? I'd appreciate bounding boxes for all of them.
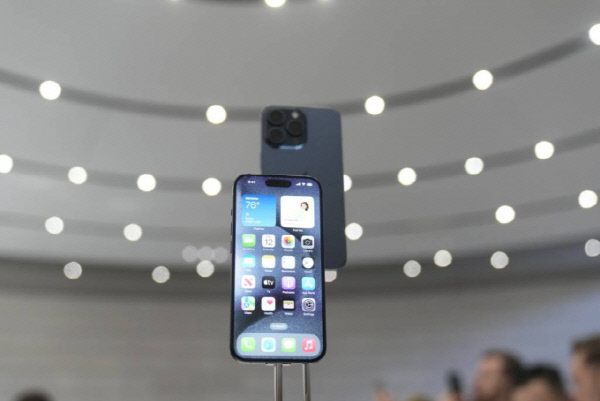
[376,334,600,401]
[11,334,600,401]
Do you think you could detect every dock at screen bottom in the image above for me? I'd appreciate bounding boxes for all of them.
[236,333,320,357]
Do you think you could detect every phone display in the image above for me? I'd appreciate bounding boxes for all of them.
[261,106,347,270]
[230,174,326,363]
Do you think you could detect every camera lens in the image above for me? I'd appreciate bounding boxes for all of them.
[268,110,285,125]
[287,119,304,137]
[268,128,285,144]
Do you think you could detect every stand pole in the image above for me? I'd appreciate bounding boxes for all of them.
[274,363,283,401]
[302,364,311,401]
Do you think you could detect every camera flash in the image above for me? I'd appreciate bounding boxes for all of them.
[291,111,299,119]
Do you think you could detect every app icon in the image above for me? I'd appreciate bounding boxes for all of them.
[283,300,295,310]
[262,337,276,352]
[302,257,315,269]
[302,338,317,353]
[301,235,315,249]
[240,337,256,352]
[282,276,296,290]
[242,234,256,247]
[241,296,255,311]
[302,277,316,291]
[241,275,256,289]
[262,276,276,289]
[282,338,296,353]
[302,298,316,312]
[262,296,276,311]
[282,255,296,270]
[242,255,256,268]
[262,255,276,268]
[281,235,295,249]
[262,234,276,248]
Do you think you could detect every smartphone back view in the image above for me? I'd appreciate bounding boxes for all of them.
[261,106,347,269]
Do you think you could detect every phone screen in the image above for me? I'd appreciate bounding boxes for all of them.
[230,175,325,363]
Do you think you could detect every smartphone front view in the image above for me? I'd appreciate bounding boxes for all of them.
[230,174,326,363]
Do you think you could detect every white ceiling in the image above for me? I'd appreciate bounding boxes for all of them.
[0,0,599,270]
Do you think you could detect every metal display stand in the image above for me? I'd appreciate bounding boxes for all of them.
[302,363,311,401]
[272,363,312,401]
[274,363,283,401]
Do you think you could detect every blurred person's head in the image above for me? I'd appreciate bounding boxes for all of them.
[474,350,524,401]
[512,364,567,401]
[14,392,53,401]
[571,335,600,401]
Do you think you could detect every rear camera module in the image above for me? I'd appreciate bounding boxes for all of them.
[264,108,307,148]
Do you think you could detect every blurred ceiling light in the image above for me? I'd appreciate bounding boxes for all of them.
[202,177,222,196]
[491,251,509,269]
[123,223,143,241]
[68,166,88,184]
[197,246,213,260]
[397,167,417,186]
[39,80,62,100]
[265,0,286,7]
[465,157,484,175]
[585,239,600,257]
[403,260,422,278]
[589,24,600,45]
[364,95,385,115]
[206,105,227,124]
[325,270,338,282]
[472,70,493,90]
[0,154,13,173]
[578,190,598,209]
[64,262,82,280]
[534,141,555,160]
[197,260,215,278]
[343,174,352,192]
[152,266,170,284]
[212,246,229,263]
[345,222,363,240]
[182,245,198,263]
[434,250,452,267]
[45,216,64,234]
[495,205,515,224]
[137,174,156,192]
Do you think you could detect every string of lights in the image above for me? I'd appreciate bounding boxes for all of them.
[1,128,598,193]
[0,187,596,243]
[1,32,598,122]
[16,235,600,282]
[190,0,302,7]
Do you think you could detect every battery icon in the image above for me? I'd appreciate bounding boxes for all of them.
[307,183,313,187]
